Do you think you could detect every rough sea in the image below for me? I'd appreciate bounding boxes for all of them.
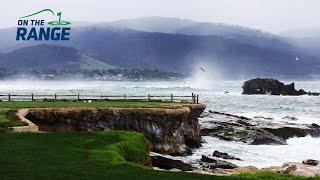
[1,79,319,168]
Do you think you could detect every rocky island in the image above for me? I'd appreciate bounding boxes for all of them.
[242,78,320,96]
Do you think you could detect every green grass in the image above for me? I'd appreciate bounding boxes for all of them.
[233,171,318,179]
[0,100,182,128]
[235,130,249,139]
[0,130,317,180]
[0,109,27,128]
[0,101,318,179]
[0,100,180,109]
[0,130,210,180]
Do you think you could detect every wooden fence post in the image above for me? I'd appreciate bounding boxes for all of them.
[0,93,195,102]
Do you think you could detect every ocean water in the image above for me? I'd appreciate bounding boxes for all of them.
[0,79,320,167]
[187,136,320,168]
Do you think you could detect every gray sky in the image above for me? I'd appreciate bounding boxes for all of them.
[1,0,319,34]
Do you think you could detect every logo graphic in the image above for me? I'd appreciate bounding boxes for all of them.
[19,9,71,26]
[16,9,71,41]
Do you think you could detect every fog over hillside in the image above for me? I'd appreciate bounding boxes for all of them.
[1,17,320,80]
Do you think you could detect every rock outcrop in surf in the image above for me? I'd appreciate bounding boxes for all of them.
[200,110,320,145]
[242,78,320,96]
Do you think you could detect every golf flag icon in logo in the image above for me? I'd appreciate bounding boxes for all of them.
[20,9,71,25]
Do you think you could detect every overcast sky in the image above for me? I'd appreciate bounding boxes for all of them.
[1,0,319,34]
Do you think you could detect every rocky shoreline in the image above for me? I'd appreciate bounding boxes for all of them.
[10,102,320,177]
[200,110,320,145]
[151,151,320,177]
[151,110,320,177]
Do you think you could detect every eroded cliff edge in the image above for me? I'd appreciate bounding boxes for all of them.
[24,103,205,154]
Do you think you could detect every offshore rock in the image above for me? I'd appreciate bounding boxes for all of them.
[201,155,238,169]
[302,159,319,166]
[200,111,320,145]
[212,150,242,161]
[242,78,319,96]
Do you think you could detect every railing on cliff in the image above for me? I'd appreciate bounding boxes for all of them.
[0,93,200,103]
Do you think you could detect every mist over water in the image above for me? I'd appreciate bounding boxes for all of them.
[1,79,320,124]
[1,79,320,167]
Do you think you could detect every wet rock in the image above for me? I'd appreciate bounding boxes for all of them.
[311,123,320,128]
[263,125,320,140]
[201,155,238,169]
[250,129,287,145]
[212,150,241,160]
[242,78,319,96]
[151,154,193,171]
[282,116,298,121]
[302,159,319,166]
[200,111,320,145]
[254,116,274,120]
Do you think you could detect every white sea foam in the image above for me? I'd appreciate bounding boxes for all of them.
[1,79,320,167]
[187,136,320,168]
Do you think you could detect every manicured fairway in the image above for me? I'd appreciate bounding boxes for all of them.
[0,130,314,180]
[0,100,181,128]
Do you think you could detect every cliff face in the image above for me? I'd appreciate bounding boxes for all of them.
[25,104,205,154]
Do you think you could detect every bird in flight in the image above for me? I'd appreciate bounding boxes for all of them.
[200,67,205,72]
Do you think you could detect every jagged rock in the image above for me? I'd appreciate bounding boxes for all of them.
[212,151,241,160]
[201,155,238,169]
[263,162,320,177]
[312,123,320,128]
[263,126,320,140]
[200,111,320,145]
[302,159,319,166]
[250,129,287,145]
[150,154,193,171]
[278,164,297,174]
[282,116,298,121]
[242,78,319,96]
[254,116,273,120]
[212,166,258,175]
